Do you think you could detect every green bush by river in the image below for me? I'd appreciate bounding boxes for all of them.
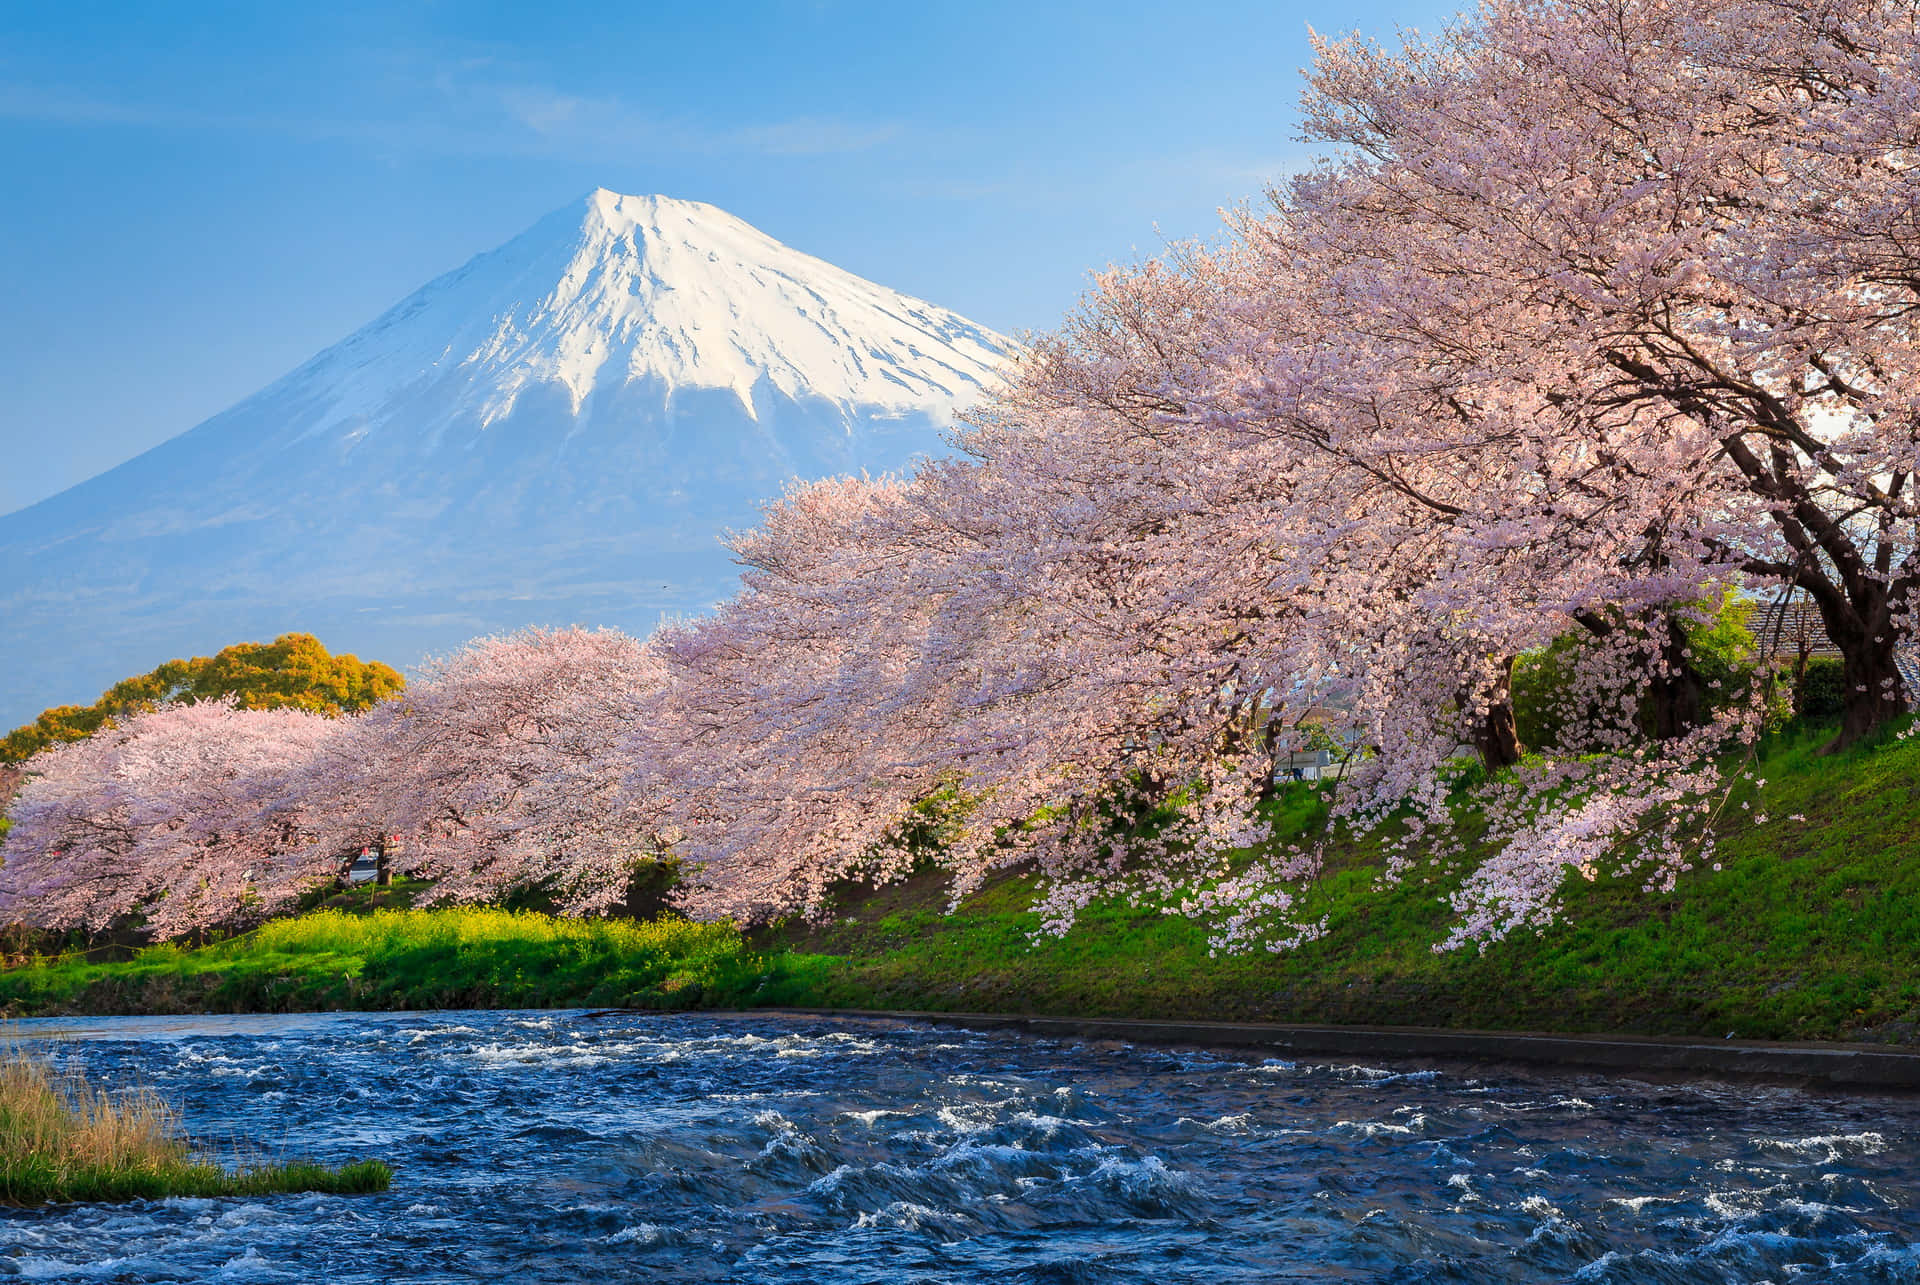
[2,724,1916,1043]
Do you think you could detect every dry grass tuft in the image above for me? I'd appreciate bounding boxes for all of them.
[0,1050,181,1171]
[0,1046,390,1205]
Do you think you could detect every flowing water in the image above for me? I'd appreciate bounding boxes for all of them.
[2,1010,1917,1283]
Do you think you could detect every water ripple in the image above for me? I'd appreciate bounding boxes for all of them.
[2,1010,1917,1282]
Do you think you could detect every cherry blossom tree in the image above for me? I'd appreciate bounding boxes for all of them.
[1290,0,1920,748]
[1,629,668,936]
[0,702,343,939]
[302,627,666,914]
[638,406,1362,938]
[644,0,1907,949]
[634,473,1026,923]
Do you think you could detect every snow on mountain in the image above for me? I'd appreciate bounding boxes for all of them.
[0,190,1011,727]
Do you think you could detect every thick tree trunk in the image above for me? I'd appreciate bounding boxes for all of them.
[1255,715,1285,804]
[1473,656,1524,770]
[1705,434,1914,749]
[1830,630,1908,751]
[375,842,393,888]
[1646,615,1708,741]
[1791,580,1910,752]
[1575,608,1710,741]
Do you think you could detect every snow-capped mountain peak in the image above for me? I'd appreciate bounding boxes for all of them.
[0,190,1012,727]
[291,188,1007,440]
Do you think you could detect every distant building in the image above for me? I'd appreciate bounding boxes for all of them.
[1746,592,1920,693]
[1747,595,1843,660]
[1278,749,1333,781]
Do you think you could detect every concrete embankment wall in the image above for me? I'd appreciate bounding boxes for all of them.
[701,1008,1920,1091]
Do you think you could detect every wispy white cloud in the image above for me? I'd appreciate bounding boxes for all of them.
[0,72,903,161]
[732,116,902,156]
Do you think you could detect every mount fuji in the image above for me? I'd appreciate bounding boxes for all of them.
[0,190,1011,726]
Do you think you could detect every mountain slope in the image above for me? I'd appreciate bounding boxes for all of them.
[0,190,1010,726]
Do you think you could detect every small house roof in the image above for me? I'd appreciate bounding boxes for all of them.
[1748,597,1843,657]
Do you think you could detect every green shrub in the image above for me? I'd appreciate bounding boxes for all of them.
[1514,594,1762,751]
[1794,656,1846,720]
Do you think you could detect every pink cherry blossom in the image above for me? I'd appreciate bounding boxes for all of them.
[0,702,340,938]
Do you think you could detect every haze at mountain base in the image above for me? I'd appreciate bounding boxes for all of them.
[0,191,1010,726]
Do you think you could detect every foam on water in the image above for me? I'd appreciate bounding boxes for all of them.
[3,1010,1917,1283]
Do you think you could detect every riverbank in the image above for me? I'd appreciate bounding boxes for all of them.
[755,724,1920,1045]
[0,725,1914,1050]
[726,1008,1920,1089]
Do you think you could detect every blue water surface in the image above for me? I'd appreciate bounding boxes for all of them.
[3,1010,1917,1283]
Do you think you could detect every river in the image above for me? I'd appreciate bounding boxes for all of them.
[2,1010,1916,1282]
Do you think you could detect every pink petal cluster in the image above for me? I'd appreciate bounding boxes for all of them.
[0,702,338,939]
[4,0,1917,949]
[302,627,668,916]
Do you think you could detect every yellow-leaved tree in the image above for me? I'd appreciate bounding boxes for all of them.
[0,634,403,765]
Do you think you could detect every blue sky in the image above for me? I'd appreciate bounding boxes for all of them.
[0,0,1457,517]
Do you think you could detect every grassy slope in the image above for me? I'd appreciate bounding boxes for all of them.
[756,725,1920,1043]
[0,725,1914,1042]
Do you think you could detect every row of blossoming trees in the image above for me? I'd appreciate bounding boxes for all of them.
[5,0,1918,950]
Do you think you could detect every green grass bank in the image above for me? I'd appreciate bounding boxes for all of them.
[1,726,1916,1043]
[0,909,799,1016]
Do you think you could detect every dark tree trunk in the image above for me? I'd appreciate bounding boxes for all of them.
[1575,608,1710,741]
[1646,615,1708,741]
[1254,713,1286,803]
[1707,434,1914,751]
[1836,643,1907,747]
[376,842,393,887]
[1794,579,1910,753]
[1823,602,1908,752]
[1473,656,1524,770]
[1603,360,1919,753]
